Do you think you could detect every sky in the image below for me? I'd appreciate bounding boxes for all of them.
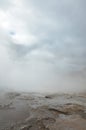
[0,0,86,93]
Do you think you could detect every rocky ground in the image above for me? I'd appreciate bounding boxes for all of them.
[0,91,86,130]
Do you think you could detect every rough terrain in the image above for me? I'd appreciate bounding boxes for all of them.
[0,91,86,130]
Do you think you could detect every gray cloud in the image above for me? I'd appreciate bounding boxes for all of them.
[0,0,86,93]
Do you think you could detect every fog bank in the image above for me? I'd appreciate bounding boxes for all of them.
[0,0,86,93]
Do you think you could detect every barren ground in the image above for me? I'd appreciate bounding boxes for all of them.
[0,91,86,130]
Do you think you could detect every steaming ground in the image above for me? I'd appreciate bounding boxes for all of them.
[0,1,86,129]
[0,43,86,93]
[0,67,86,93]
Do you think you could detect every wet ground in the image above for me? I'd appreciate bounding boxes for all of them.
[0,91,86,130]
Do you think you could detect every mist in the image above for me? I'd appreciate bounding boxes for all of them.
[0,0,86,93]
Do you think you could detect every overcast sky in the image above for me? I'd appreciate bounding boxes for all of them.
[0,0,86,93]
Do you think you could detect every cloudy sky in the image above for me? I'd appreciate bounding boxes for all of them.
[0,0,86,93]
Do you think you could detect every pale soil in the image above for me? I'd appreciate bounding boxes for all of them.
[0,91,86,130]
